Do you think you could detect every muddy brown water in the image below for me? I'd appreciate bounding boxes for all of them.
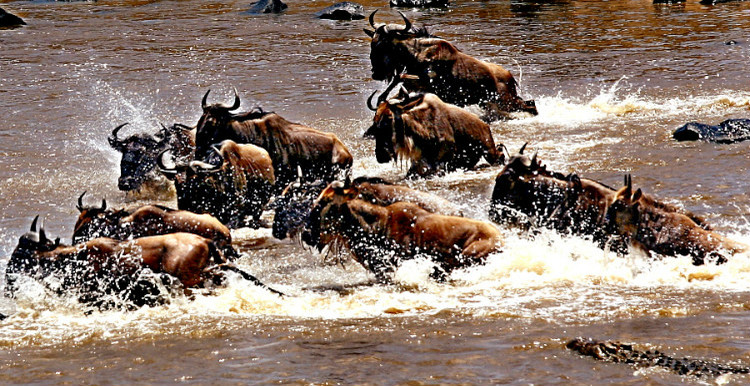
[2,0,750,384]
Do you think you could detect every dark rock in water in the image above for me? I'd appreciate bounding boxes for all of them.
[0,7,26,28]
[245,0,287,14]
[315,2,365,20]
[390,0,450,7]
[567,338,750,377]
[673,118,750,143]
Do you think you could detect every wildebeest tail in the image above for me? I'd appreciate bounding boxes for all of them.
[216,264,285,296]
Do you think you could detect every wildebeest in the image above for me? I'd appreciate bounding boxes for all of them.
[673,118,750,143]
[390,0,449,7]
[567,338,750,378]
[605,176,748,264]
[244,0,287,14]
[489,147,710,252]
[159,139,276,228]
[0,7,26,28]
[272,176,463,240]
[194,90,353,188]
[72,192,239,260]
[303,181,502,282]
[6,218,282,308]
[364,10,537,120]
[315,2,365,20]
[108,122,195,193]
[365,80,505,177]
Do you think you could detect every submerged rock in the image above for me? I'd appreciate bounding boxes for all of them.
[390,0,450,7]
[315,2,365,20]
[673,118,750,143]
[245,0,287,14]
[0,7,26,28]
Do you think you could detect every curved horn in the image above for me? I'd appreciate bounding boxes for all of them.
[367,90,379,111]
[369,9,378,29]
[202,89,211,110]
[157,150,178,176]
[109,123,129,147]
[531,152,538,168]
[224,87,241,111]
[172,123,195,131]
[31,215,39,232]
[377,76,402,107]
[519,142,528,155]
[101,199,107,211]
[77,191,87,211]
[397,11,412,32]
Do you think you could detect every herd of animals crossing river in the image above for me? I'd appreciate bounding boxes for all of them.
[4,0,750,382]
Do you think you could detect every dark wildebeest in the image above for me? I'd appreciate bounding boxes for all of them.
[365,80,505,177]
[194,90,353,188]
[0,7,26,28]
[605,175,747,264]
[673,118,750,143]
[244,0,287,14]
[108,122,195,193]
[159,139,276,228]
[489,147,710,252]
[315,2,365,20]
[272,176,463,240]
[302,181,502,282]
[72,192,239,260]
[567,338,750,378]
[5,218,282,308]
[364,10,537,120]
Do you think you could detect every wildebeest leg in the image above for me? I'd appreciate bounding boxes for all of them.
[207,263,285,296]
[480,101,514,122]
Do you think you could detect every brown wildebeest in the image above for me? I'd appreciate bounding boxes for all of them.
[159,139,276,228]
[6,218,282,308]
[108,122,195,193]
[605,175,748,264]
[194,89,353,188]
[271,175,463,240]
[72,192,238,260]
[303,181,503,282]
[489,147,710,252]
[364,10,537,121]
[365,79,505,177]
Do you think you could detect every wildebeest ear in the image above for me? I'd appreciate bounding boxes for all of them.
[632,188,642,202]
[363,28,375,38]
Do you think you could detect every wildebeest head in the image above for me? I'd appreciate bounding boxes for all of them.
[301,180,359,252]
[365,79,424,163]
[605,175,643,237]
[6,216,60,294]
[363,10,429,82]
[72,191,122,244]
[108,122,194,192]
[194,89,241,156]
[271,168,328,240]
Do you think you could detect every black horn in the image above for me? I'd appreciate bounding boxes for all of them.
[108,123,129,150]
[369,9,379,29]
[227,87,241,111]
[30,215,39,232]
[202,89,211,110]
[77,191,86,212]
[519,142,528,155]
[397,11,412,32]
[157,150,178,177]
[367,90,379,111]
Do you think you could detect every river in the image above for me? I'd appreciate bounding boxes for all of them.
[2,0,750,384]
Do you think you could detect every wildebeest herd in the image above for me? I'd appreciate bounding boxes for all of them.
[5,9,750,376]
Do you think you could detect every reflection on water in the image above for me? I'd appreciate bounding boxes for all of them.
[2,0,750,384]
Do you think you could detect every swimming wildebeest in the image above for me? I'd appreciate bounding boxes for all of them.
[159,139,276,228]
[672,118,750,143]
[72,192,239,260]
[6,217,282,308]
[302,181,502,282]
[194,89,353,188]
[365,79,505,177]
[271,175,463,240]
[108,122,195,193]
[605,175,748,264]
[489,147,711,253]
[364,10,537,120]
